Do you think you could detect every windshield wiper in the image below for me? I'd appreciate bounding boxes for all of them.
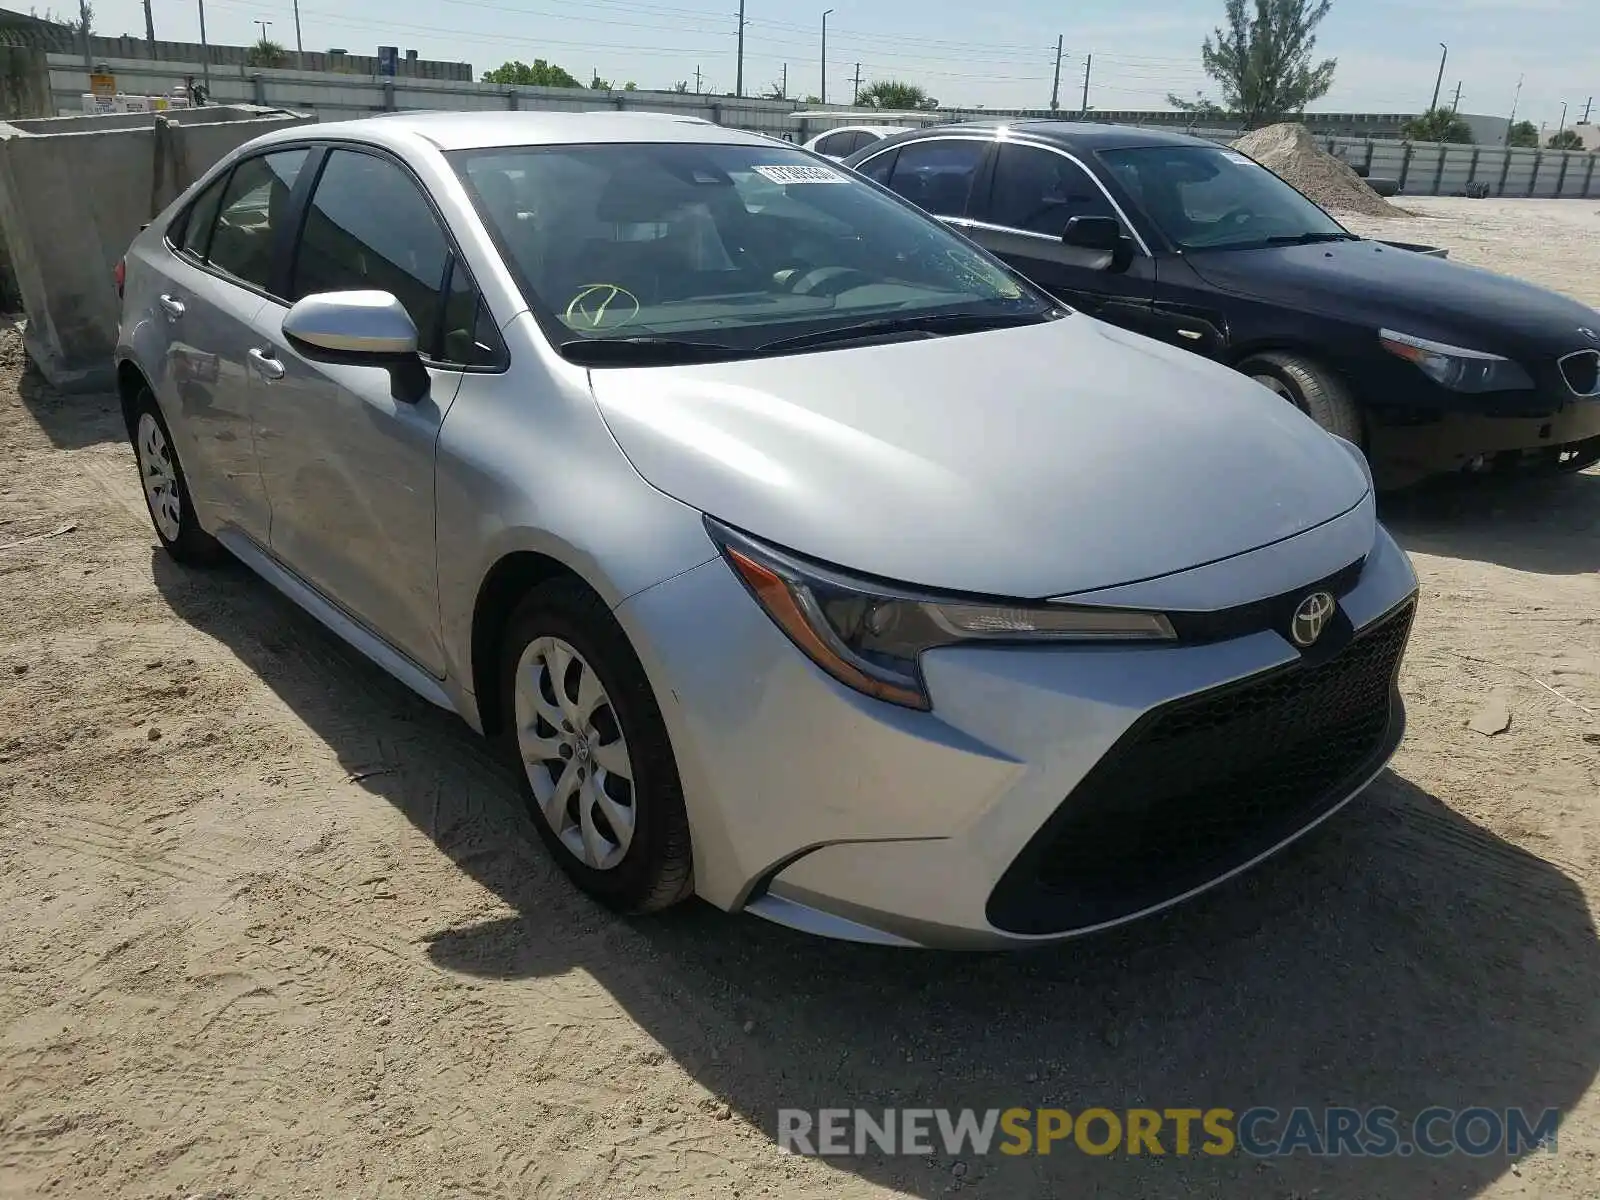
[755,309,1061,355]
[559,336,741,366]
[1262,231,1361,245]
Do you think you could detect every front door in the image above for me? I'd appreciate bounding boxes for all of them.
[963,142,1159,333]
[250,147,470,677]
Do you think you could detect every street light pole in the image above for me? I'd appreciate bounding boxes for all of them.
[197,0,211,94]
[1429,42,1447,112]
[821,9,833,105]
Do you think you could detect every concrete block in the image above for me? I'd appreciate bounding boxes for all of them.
[0,103,311,392]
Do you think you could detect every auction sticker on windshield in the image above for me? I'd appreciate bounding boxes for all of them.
[753,164,850,185]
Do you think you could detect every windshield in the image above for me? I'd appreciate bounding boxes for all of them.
[1098,146,1351,251]
[450,142,1048,356]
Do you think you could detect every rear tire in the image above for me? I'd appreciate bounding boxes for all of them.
[496,579,694,914]
[1239,351,1366,447]
[131,386,226,564]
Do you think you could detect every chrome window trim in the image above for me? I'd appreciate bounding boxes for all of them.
[854,131,1153,257]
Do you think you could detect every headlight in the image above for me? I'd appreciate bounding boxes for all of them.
[707,519,1175,711]
[1379,329,1534,392]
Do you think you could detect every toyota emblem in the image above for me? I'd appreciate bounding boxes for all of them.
[1290,591,1336,648]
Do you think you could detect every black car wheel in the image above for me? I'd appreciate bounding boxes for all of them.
[497,579,694,914]
[1238,352,1366,447]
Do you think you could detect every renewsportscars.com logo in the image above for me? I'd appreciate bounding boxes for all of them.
[778,1106,1561,1159]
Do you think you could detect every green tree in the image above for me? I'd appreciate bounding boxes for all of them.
[245,38,287,68]
[1547,129,1584,150]
[622,80,637,91]
[1167,0,1337,129]
[857,80,938,110]
[1401,107,1474,143]
[483,59,582,87]
[1507,120,1539,148]
[31,3,93,33]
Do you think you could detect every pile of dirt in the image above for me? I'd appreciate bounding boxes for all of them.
[0,324,25,372]
[1231,123,1406,218]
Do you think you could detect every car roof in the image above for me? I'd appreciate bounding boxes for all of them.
[252,109,781,153]
[809,125,913,138]
[867,118,1222,153]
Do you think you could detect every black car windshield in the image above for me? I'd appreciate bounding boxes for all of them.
[1098,145,1351,251]
[450,142,1049,355]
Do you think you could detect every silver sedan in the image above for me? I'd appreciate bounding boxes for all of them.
[115,111,1418,948]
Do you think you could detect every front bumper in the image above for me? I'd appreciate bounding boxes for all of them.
[1371,399,1600,487]
[614,521,1419,949]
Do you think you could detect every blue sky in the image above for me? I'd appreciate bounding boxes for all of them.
[91,0,1595,129]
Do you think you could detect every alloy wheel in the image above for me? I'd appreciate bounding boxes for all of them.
[513,636,637,870]
[136,412,182,542]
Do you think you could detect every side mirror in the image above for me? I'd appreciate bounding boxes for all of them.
[1061,215,1122,253]
[283,290,418,357]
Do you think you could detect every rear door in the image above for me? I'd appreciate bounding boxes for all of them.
[964,141,1157,329]
[249,146,476,677]
[145,148,309,544]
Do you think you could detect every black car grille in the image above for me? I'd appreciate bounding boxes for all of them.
[1559,350,1600,397]
[986,599,1414,936]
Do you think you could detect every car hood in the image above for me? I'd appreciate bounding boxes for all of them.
[1186,241,1600,355]
[588,317,1371,598]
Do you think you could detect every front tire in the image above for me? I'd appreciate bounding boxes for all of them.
[496,579,694,914]
[1239,351,1366,447]
[131,387,225,564]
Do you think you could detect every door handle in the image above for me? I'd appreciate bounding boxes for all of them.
[158,294,185,318]
[248,347,285,380]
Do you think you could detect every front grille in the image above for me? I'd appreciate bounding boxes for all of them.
[1559,350,1600,397]
[987,599,1414,935]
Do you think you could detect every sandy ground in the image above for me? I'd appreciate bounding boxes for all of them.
[2,202,1599,1199]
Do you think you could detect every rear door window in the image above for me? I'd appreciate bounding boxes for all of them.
[203,149,308,292]
[885,139,986,218]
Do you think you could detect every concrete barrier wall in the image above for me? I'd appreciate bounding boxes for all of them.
[46,55,826,139]
[0,104,313,391]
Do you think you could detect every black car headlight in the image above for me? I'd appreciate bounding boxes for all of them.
[708,519,1175,711]
[1379,328,1534,393]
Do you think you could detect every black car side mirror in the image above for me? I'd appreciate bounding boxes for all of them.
[1061,215,1123,252]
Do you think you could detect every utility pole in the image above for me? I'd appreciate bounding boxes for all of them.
[196,0,211,93]
[1557,101,1567,140]
[292,0,304,69]
[1581,96,1593,124]
[735,0,745,98]
[821,9,833,105]
[142,0,154,45]
[1450,80,1461,113]
[1079,53,1092,118]
[851,62,862,105]
[1429,42,1447,112]
[1049,34,1062,111]
[694,64,702,93]
[781,62,787,99]
[1506,73,1524,142]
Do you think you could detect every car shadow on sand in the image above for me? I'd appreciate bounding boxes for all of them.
[1380,465,1600,575]
[151,549,1600,1200]
[14,368,126,451]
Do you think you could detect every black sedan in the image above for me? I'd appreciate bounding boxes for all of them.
[844,121,1600,484]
